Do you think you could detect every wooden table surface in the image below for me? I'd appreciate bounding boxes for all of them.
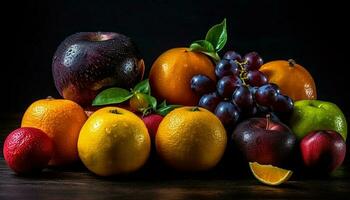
[1,113,349,200]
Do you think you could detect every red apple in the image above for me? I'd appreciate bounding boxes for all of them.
[3,127,54,174]
[300,130,346,173]
[232,115,296,166]
[52,32,145,106]
[142,114,164,141]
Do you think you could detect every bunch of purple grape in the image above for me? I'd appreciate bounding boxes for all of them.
[191,51,294,128]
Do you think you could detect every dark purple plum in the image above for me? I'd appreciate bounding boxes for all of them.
[190,75,216,95]
[198,92,221,112]
[52,32,144,106]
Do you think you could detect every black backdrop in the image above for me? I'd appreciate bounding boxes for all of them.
[1,0,348,120]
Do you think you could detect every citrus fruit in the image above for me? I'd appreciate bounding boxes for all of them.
[21,98,87,166]
[78,107,151,176]
[259,59,317,101]
[156,107,227,171]
[249,162,293,186]
[149,48,216,106]
[129,93,149,112]
[3,127,54,174]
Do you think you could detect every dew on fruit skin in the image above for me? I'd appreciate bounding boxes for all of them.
[64,44,80,67]
[105,127,112,134]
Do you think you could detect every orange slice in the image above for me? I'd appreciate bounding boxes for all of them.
[249,162,293,186]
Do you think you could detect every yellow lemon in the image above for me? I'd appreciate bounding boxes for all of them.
[78,107,150,176]
[156,107,227,171]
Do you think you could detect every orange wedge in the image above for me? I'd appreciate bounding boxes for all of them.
[249,162,293,186]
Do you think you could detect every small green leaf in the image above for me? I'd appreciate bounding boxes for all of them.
[156,105,182,116]
[205,18,227,52]
[158,100,167,108]
[133,79,150,94]
[92,87,133,106]
[189,40,215,53]
[143,94,157,110]
[201,51,220,63]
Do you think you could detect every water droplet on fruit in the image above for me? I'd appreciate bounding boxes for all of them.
[105,128,112,134]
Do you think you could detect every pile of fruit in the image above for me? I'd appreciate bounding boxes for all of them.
[3,19,347,186]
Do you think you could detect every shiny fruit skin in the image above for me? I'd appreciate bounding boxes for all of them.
[21,98,87,166]
[129,93,149,112]
[142,114,164,141]
[246,70,268,87]
[190,75,216,95]
[260,60,317,101]
[149,48,216,106]
[255,84,278,107]
[156,107,227,171]
[215,59,239,78]
[215,101,240,127]
[198,92,221,112]
[3,127,53,174]
[244,52,264,71]
[216,75,242,98]
[78,107,150,176]
[52,32,144,106]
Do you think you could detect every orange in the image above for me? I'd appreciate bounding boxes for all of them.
[260,59,317,101]
[249,162,293,186]
[21,98,87,166]
[78,107,150,176]
[156,107,226,171]
[149,48,216,106]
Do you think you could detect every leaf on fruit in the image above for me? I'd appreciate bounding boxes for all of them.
[156,104,181,116]
[143,94,157,110]
[189,40,220,62]
[92,87,133,106]
[205,18,227,52]
[133,79,150,94]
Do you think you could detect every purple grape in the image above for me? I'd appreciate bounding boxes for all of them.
[215,59,239,78]
[255,84,278,106]
[232,85,254,110]
[198,92,221,112]
[244,52,263,70]
[216,75,242,98]
[215,101,240,126]
[272,95,294,113]
[223,51,242,62]
[269,83,281,94]
[191,75,216,95]
[246,70,268,87]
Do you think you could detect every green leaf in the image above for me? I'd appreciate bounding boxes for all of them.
[143,94,157,110]
[189,40,215,53]
[133,79,150,94]
[205,18,227,52]
[201,51,220,63]
[156,105,182,116]
[92,87,133,106]
[158,100,167,108]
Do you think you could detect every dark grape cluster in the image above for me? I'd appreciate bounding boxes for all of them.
[191,51,294,128]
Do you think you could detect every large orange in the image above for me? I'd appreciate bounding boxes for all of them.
[260,59,317,101]
[149,48,216,106]
[21,98,87,166]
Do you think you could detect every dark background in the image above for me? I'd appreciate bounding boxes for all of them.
[1,0,348,119]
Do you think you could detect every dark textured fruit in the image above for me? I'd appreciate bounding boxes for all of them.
[190,75,216,95]
[3,127,54,174]
[232,85,254,111]
[244,52,263,71]
[198,92,221,112]
[216,75,242,98]
[215,59,239,78]
[223,51,242,62]
[215,101,240,127]
[232,117,296,166]
[52,32,145,106]
[300,130,346,173]
[272,95,294,113]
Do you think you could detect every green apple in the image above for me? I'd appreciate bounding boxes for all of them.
[290,100,347,141]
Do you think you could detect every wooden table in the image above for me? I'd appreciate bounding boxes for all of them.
[1,114,349,199]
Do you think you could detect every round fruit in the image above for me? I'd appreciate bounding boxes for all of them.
[216,75,242,98]
[223,51,242,61]
[244,52,264,71]
[259,59,317,101]
[246,70,268,87]
[78,107,150,176]
[198,92,221,112]
[149,48,216,106]
[52,32,145,106]
[215,59,239,78]
[156,107,227,171]
[21,98,87,166]
[142,114,164,141]
[3,127,53,174]
[190,75,216,95]
[129,93,149,112]
[214,101,240,127]
[255,84,278,107]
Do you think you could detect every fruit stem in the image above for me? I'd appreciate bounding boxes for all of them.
[191,107,200,112]
[236,60,248,86]
[288,59,296,67]
[109,109,121,114]
[266,114,271,130]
